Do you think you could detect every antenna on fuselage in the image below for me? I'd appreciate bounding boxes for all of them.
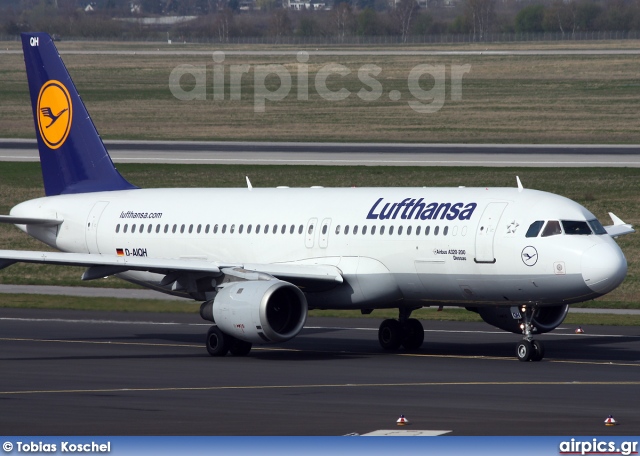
[516,176,523,192]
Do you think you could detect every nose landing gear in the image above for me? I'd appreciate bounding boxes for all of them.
[516,305,544,362]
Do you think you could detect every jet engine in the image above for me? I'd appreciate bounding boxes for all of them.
[201,280,307,344]
[474,304,569,334]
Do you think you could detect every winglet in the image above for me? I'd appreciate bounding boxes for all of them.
[605,212,635,238]
[516,176,523,192]
[246,176,253,191]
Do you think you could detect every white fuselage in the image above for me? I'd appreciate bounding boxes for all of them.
[11,186,627,310]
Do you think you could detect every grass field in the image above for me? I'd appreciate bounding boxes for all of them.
[2,41,640,143]
[0,163,637,313]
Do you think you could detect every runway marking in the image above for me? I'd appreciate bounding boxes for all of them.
[1,380,640,396]
[2,336,639,367]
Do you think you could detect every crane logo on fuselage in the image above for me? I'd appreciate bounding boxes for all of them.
[366,198,477,221]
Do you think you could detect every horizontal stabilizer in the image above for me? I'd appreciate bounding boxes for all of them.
[605,212,635,238]
[0,215,63,227]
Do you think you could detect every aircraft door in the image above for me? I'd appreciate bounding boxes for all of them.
[319,218,331,248]
[474,202,508,263]
[305,218,318,248]
[85,201,109,254]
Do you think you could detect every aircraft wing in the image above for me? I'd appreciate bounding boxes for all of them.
[0,250,343,291]
[605,212,635,238]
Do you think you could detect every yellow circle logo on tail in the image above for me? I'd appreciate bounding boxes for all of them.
[37,80,72,150]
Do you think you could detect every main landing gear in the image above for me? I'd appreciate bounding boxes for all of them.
[206,325,253,357]
[378,308,424,351]
[516,305,545,362]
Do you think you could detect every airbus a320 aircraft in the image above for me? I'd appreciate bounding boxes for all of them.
[2,33,633,361]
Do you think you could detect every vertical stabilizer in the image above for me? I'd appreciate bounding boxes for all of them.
[21,33,137,196]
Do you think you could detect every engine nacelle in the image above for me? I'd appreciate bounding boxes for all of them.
[203,280,307,344]
[475,304,569,334]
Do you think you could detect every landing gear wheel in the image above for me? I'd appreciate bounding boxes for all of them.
[206,326,229,357]
[531,340,545,362]
[401,318,424,350]
[516,340,533,362]
[229,339,253,357]
[378,319,403,350]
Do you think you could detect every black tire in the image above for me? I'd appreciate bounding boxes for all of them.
[531,340,545,362]
[229,339,253,357]
[206,326,229,357]
[516,340,533,362]
[401,318,424,350]
[378,319,403,350]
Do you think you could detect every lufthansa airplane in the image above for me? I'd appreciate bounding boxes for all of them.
[1,33,633,361]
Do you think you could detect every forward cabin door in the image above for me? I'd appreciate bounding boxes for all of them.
[474,202,508,263]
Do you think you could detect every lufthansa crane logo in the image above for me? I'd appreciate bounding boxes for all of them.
[37,80,72,150]
[521,246,538,267]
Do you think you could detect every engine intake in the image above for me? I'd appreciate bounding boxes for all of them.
[202,280,307,344]
[475,304,569,334]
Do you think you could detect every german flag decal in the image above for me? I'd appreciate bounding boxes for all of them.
[116,248,124,256]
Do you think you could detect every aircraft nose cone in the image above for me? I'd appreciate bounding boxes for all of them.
[582,243,627,294]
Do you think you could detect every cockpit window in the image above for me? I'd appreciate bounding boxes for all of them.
[541,220,562,237]
[526,220,544,238]
[561,220,592,235]
[588,219,607,235]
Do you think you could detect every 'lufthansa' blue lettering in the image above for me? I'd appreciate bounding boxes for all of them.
[366,198,477,221]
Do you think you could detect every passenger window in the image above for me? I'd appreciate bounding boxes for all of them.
[298,225,303,234]
[256,224,261,233]
[397,226,403,235]
[335,225,341,235]
[264,224,269,234]
[380,226,385,235]
[180,224,185,234]
[247,224,252,234]
[290,225,295,234]
[434,226,440,235]
[213,224,218,234]
[222,224,227,234]
[588,219,607,235]
[197,224,202,234]
[407,226,412,235]
[526,220,544,238]
[147,225,152,233]
[188,224,193,234]
[172,224,177,233]
[123,224,128,233]
[139,224,144,233]
[389,226,394,235]
[239,225,244,234]
[164,224,169,233]
[156,224,160,233]
[230,224,235,234]
[541,220,562,237]
[562,220,592,235]
[272,225,277,234]
[371,226,376,235]
[116,224,120,233]
[444,226,449,236]
[344,225,350,235]
[362,225,367,235]
[322,225,328,235]
[353,225,358,235]
[131,224,136,232]
[205,224,210,234]
[425,226,430,235]
[416,226,421,235]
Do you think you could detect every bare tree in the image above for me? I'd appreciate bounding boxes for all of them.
[215,8,233,41]
[466,0,496,41]
[393,0,418,43]
[332,2,355,42]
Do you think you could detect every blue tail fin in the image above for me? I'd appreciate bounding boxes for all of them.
[21,33,137,196]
